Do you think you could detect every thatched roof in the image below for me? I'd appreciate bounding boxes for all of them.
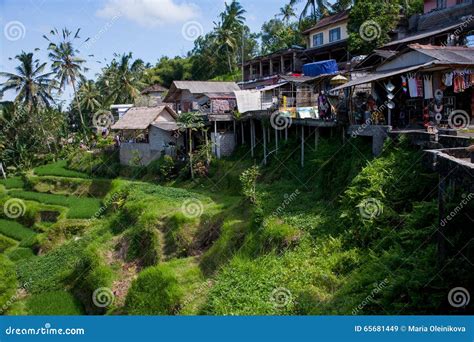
[164,81,240,102]
[111,106,177,130]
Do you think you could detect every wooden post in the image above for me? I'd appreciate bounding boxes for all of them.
[250,119,254,157]
[263,124,267,165]
[214,120,218,157]
[342,126,346,144]
[301,126,305,167]
[275,127,278,155]
[314,127,319,150]
[437,177,447,263]
[233,120,237,145]
[241,121,244,144]
[285,127,288,140]
[267,127,271,143]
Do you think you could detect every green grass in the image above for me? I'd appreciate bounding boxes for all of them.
[5,247,35,261]
[34,160,90,179]
[0,219,37,241]
[0,176,25,189]
[8,190,102,219]
[26,291,83,315]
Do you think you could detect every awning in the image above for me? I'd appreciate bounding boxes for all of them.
[332,62,434,91]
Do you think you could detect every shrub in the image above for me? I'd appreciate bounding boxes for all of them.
[240,166,260,204]
[163,212,197,257]
[0,234,17,252]
[147,155,176,181]
[68,150,120,178]
[126,224,161,266]
[5,247,35,261]
[125,264,182,315]
[0,255,18,312]
[0,219,37,241]
[26,291,83,315]
[68,244,114,314]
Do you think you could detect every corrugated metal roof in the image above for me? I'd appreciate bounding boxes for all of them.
[111,106,177,130]
[302,10,349,34]
[409,44,474,64]
[173,81,240,94]
[141,84,168,94]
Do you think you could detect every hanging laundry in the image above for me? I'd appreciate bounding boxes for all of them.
[423,74,433,99]
[407,74,418,98]
[401,76,408,94]
[442,72,453,87]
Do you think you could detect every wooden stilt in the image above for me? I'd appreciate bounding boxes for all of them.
[263,124,267,165]
[275,127,278,155]
[233,120,236,145]
[214,120,218,157]
[285,127,288,140]
[250,119,254,157]
[301,126,304,167]
[314,127,319,150]
[241,121,244,144]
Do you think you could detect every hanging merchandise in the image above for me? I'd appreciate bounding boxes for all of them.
[453,70,466,93]
[318,92,330,119]
[401,76,408,94]
[416,75,423,97]
[423,105,430,128]
[407,73,418,98]
[423,74,434,99]
[442,72,453,87]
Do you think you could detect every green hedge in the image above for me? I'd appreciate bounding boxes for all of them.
[8,191,102,219]
[125,264,182,315]
[0,219,37,241]
[26,291,83,315]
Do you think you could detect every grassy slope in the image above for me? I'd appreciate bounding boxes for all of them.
[34,160,90,179]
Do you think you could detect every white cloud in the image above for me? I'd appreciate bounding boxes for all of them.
[96,0,199,27]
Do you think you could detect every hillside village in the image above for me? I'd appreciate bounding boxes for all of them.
[0,0,473,316]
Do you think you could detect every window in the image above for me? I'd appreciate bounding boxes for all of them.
[329,27,341,43]
[437,0,447,9]
[312,33,323,47]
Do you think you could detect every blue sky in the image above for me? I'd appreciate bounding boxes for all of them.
[0,0,299,103]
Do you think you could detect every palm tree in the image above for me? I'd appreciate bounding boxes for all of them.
[77,80,101,114]
[213,1,247,73]
[289,0,330,20]
[45,28,88,135]
[279,4,296,23]
[102,53,144,104]
[0,52,55,109]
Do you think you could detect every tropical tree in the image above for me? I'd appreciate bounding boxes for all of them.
[77,80,102,114]
[98,52,145,104]
[44,28,88,136]
[279,4,296,23]
[0,52,55,109]
[177,112,204,179]
[289,0,330,21]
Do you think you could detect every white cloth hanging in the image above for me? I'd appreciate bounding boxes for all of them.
[443,72,453,87]
[423,74,433,99]
[407,73,418,98]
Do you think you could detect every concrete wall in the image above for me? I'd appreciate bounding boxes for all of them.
[211,132,236,158]
[308,21,348,48]
[119,126,183,166]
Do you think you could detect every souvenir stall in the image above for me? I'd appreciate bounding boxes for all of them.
[332,45,474,130]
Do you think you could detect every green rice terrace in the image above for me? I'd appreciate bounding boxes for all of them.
[0,137,472,316]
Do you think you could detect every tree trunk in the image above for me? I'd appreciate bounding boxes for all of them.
[188,128,194,179]
[72,80,88,142]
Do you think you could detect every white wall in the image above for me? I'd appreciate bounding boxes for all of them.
[308,21,348,48]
